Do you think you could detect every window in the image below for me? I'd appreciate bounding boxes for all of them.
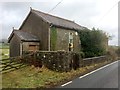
[69,32,73,51]
[70,39,73,43]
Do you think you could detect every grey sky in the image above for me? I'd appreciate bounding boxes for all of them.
[0,0,119,45]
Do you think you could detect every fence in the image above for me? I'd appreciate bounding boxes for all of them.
[0,57,27,73]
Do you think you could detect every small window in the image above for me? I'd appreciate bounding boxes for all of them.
[69,33,73,41]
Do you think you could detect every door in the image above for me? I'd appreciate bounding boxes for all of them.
[29,45,39,52]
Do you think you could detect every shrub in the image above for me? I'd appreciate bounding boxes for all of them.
[78,27,108,58]
[116,46,120,57]
[80,51,85,58]
[106,46,118,60]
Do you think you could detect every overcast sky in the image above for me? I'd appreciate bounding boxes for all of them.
[0,0,119,45]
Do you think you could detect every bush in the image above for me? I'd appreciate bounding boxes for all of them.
[106,46,118,61]
[116,46,120,57]
[78,27,108,58]
[80,51,85,58]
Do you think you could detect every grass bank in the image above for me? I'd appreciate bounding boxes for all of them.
[2,60,113,88]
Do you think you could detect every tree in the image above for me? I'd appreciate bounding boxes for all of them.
[78,27,108,58]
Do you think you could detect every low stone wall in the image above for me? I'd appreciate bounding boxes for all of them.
[15,51,115,72]
[22,51,80,72]
[82,56,106,67]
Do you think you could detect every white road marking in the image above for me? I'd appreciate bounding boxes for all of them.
[79,60,119,79]
[61,81,72,87]
[61,60,119,87]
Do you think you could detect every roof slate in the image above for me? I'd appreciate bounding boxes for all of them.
[14,30,39,42]
[31,9,84,30]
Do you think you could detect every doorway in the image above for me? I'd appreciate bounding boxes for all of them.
[29,45,39,52]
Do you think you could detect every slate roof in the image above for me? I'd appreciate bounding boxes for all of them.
[31,9,84,30]
[8,30,39,42]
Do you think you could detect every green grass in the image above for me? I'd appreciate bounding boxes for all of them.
[2,66,85,88]
[2,61,110,88]
[0,43,9,49]
[0,48,9,59]
[0,43,9,59]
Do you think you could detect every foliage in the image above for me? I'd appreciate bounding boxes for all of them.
[78,27,108,58]
[117,46,120,57]
[50,27,57,51]
[106,46,118,60]
[115,46,120,57]
[80,51,85,58]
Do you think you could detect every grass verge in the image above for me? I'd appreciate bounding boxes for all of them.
[2,60,116,88]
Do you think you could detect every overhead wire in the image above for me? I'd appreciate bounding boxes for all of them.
[48,0,63,13]
[96,0,119,27]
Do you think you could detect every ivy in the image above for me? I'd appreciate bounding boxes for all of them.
[50,27,57,51]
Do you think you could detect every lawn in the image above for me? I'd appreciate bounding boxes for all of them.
[2,61,109,88]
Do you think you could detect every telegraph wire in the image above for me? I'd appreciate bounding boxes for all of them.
[97,1,119,27]
[48,0,63,13]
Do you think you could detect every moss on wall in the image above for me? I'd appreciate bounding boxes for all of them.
[50,27,57,51]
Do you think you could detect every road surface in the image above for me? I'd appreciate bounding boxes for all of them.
[58,61,119,88]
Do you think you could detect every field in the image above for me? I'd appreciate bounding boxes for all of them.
[0,49,9,59]
[0,43,9,59]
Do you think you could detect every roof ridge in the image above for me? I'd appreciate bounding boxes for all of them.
[32,9,75,23]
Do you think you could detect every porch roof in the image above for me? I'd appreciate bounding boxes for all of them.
[8,30,40,42]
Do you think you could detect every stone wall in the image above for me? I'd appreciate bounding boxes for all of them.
[82,56,106,67]
[21,51,80,72]
[16,51,114,72]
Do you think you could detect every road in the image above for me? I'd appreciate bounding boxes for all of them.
[58,61,119,88]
